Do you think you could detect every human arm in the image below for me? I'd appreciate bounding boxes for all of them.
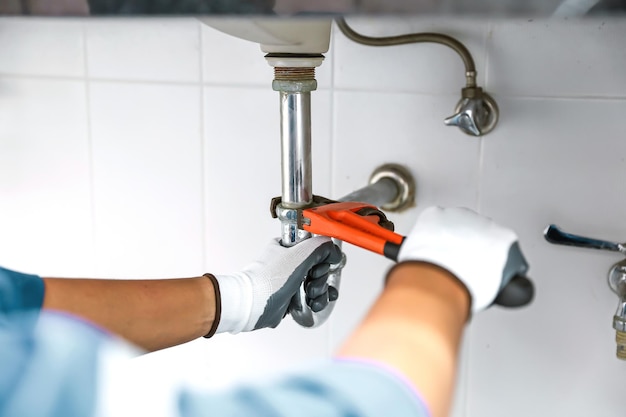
[0,208,529,417]
[41,236,342,352]
[338,207,530,417]
[338,263,469,417]
[183,208,528,417]
[42,276,216,352]
[0,264,425,417]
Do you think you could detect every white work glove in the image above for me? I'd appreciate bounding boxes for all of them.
[397,206,529,313]
[213,237,343,334]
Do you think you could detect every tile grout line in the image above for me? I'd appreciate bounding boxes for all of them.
[462,20,493,417]
[465,26,491,417]
[476,20,490,216]
[82,21,99,277]
[2,71,626,102]
[0,72,257,89]
[320,89,626,101]
[326,24,336,358]
[198,21,208,273]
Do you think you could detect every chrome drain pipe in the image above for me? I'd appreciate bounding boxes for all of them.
[269,56,321,248]
[268,55,416,327]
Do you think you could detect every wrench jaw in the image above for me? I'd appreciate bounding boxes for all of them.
[270,195,331,247]
[301,202,402,259]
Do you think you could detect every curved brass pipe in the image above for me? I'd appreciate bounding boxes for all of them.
[335,18,477,87]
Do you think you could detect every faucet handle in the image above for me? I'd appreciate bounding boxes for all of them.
[444,98,483,136]
[444,87,498,136]
[544,224,626,254]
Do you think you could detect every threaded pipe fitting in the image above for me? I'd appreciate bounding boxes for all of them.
[465,70,477,88]
[272,67,318,93]
[272,67,317,93]
[616,331,626,360]
[274,67,316,81]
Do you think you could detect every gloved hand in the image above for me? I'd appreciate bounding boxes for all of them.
[213,237,343,334]
[397,206,529,313]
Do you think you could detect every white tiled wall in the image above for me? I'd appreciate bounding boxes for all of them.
[89,81,204,278]
[1,16,626,417]
[333,18,488,94]
[86,19,201,83]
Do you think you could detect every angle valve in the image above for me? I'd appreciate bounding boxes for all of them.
[335,18,500,137]
[444,86,499,136]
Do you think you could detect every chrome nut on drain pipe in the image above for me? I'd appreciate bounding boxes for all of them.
[275,205,310,248]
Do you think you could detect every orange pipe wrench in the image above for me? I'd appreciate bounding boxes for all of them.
[302,202,405,261]
[301,201,535,308]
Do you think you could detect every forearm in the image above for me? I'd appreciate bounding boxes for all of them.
[42,276,217,352]
[337,262,470,417]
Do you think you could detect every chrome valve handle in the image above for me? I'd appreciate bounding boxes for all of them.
[444,87,498,136]
[543,224,626,254]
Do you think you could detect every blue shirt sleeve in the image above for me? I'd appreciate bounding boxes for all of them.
[179,360,430,417]
[0,265,429,417]
[2,310,430,417]
[1,312,105,417]
[0,266,45,333]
